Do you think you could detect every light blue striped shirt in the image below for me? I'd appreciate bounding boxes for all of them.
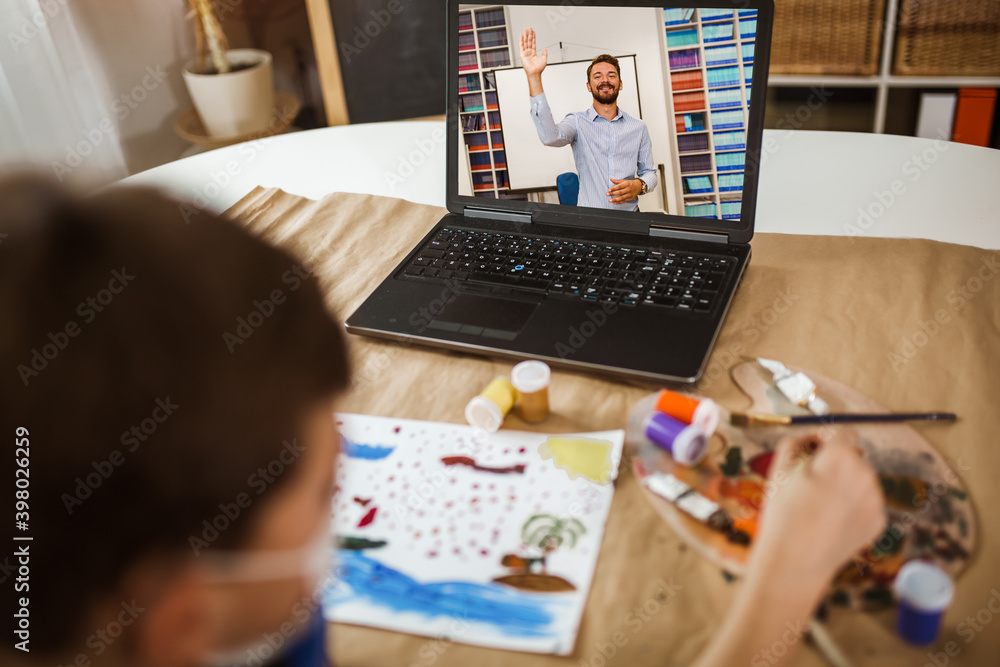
[529,92,657,211]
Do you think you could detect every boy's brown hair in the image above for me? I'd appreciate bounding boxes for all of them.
[0,176,350,657]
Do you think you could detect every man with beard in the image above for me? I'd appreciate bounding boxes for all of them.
[520,27,657,211]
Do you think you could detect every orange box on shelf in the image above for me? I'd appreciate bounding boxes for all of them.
[952,88,997,147]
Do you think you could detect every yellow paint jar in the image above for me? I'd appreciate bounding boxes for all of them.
[512,360,551,423]
[465,377,516,432]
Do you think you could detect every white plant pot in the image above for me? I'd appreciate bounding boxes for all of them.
[182,48,275,138]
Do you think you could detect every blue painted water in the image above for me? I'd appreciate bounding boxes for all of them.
[341,437,395,460]
[324,551,563,638]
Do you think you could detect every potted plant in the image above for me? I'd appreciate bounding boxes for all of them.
[181,0,275,138]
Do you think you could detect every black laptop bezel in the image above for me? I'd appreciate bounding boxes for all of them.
[445,0,773,245]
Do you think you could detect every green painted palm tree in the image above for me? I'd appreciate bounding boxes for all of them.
[520,514,586,574]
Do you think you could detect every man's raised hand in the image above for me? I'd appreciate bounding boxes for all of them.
[519,27,548,77]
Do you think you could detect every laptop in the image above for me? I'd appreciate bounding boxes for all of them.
[347,0,773,384]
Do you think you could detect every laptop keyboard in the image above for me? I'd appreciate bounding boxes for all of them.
[399,227,736,313]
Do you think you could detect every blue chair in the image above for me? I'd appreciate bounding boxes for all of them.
[557,172,579,206]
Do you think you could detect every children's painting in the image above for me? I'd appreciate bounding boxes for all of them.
[321,414,625,654]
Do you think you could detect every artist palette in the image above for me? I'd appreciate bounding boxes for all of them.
[626,361,977,611]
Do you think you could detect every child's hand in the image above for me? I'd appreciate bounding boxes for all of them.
[751,431,886,590]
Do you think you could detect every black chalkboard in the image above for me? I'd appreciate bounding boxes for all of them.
[329,0,447,123]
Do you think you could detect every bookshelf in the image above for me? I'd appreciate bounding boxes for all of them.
[662,7,757,220]
[457,6,526,200]
[766,0,1000,135]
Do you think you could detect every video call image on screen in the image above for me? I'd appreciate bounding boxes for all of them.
[456,5,758,222]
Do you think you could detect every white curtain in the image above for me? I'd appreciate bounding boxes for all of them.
[0,0,128,181]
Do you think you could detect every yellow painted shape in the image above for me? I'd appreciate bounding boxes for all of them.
[538,437,614,484]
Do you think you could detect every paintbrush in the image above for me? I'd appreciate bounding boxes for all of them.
[730,411,957,427]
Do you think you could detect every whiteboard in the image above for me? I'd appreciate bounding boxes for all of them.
[494,56,640,192]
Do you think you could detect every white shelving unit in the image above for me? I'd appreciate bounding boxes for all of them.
[767,0,1000,134]
[660,7,757,220]
[457,5,525,200]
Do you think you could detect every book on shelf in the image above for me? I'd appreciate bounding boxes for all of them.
[700,7,733,21]
[685,202,717,218]
[718,173,744,192]
[703,23,734,43]
[721,200,742,220]
[680,154,712,173]
[669,49,700,70]
[480,50,511,69]
[667,29,699,48]
[677,133,709,152]
[739,18,757,39]
[684,175,713,193]
[469,153,492,171]
[673,91,705,112]
[741,42,754,62]
[465,132,489,151]
[475,7,504,29]
[706,66,740,88]
[675,112,706,133]
[711,109,743,130]
[716,151,746,171]
[462,113,488,132]
[708,87,742,109]
[664,7,695,26]
[916,92,957,140]
[952,89,996,147]
[458,53,478,71]
[670,70,703,91]
[705,44,738,65]
[459,33,476,51]
[478,28,508,48]
[458,12,473,31]
[744,64,753,83]
[713,129,746,150]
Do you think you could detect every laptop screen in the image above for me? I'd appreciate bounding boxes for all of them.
[453,3,768,234]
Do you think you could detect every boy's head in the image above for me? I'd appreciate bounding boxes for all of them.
[0,176,350,666]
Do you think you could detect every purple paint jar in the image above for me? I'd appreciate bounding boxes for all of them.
[645,412,708,466]
[894,560,954,645]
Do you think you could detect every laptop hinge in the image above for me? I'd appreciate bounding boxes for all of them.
[464,207,533,224]
[648,225,728,244]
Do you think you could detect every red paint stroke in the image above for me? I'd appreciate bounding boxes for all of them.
[748,451,776,478]
[441,456,525,475]
[357,507,377,528]
[353,496,372,507]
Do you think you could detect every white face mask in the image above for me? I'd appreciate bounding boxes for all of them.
[199,527,333,667]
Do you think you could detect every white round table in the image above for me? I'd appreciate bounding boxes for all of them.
[123,122,1000,250]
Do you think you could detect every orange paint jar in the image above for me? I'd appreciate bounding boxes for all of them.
[654,389,720,436]
[511,360,551,423]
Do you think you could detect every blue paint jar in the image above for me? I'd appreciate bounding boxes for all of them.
[894,560,954,645]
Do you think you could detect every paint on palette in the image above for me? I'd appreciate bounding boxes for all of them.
[353,497,372,507]
[493,514,585,593]
[342,437,396,460]
[330,550,564,638]
[441,455,526,475]
[537,437,615,484]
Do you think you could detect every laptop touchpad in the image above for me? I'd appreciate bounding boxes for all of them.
[426,294,538,341]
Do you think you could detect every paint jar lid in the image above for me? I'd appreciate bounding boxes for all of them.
[692,398,721,436]
[511,360,551,394]
[895,561,954,612]
[465,396,503,432]
[671,425,708,466]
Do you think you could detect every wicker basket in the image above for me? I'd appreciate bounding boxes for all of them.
[894,0,1000,76]
[770,0,886,76]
